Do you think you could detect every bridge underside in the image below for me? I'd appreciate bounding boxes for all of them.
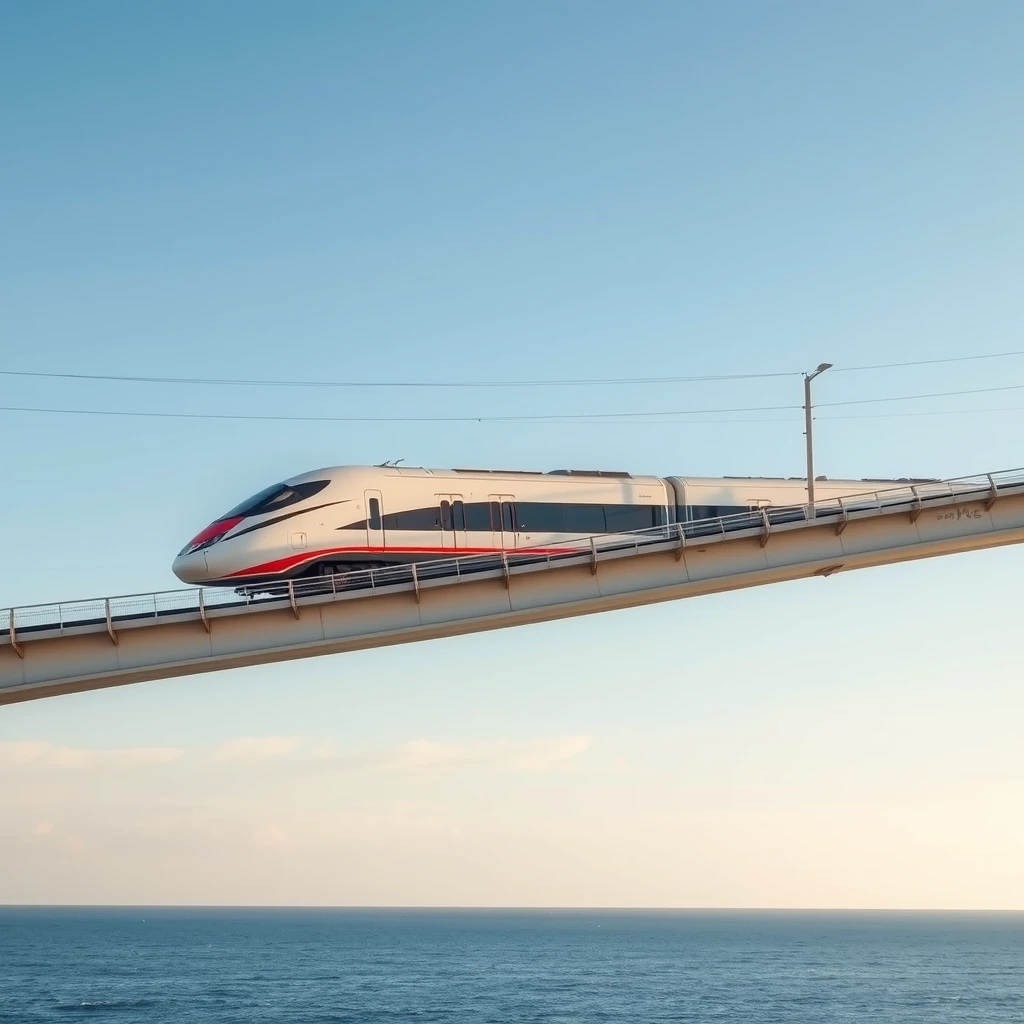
[3,481,1024,706]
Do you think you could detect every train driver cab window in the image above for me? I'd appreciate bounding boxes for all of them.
[368,498,381,531]
[265,487,299,510]
[220,479,330,520]
[221,483,289,519]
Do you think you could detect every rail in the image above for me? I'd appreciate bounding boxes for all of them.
[4,467,1023,643]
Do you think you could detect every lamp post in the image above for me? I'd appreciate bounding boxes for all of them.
[804,362,832,511]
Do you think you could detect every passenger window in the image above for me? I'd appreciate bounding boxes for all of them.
[465,502,490,531]
[368,497,381,531]
[440,500,452,531]
[490,501,501,531]
[502,502,514,532]
[452,500,465,531]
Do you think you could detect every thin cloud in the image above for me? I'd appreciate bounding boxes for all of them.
[0,742,183,767]
[209,734,593,772]
[0,742,51,764]
[392,740,468,769]
[1,734,591,774]
[379,735,593,773]
[213,736,300,761]
[309,743,340,760]
[502,734,592,771]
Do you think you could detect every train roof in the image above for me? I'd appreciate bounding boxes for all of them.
[289,465,941,487]
[671,474,941,486]
[288,464,653,483]
[718,474,941,483]
[451,467,633,478]
[342,464,641,479]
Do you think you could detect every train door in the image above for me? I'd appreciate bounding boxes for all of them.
[364,489,384,552]
[488,493,517,550]
[437,493,468,551]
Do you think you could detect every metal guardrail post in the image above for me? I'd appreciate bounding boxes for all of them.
[501,551,510,589]
[287,580,299,619]
[590,537,598,576]
[984,474,999,510]
[759,507,771,548]
[836,498,850,536]
[674,522,685,561]
[909,486,924,524]
[104,599,119,646]
[411,564,421,603]
[198,589,211,633]
[9,609,24,659]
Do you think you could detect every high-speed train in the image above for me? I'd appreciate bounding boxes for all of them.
[171,463,924,588]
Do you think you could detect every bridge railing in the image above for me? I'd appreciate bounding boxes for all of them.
[5,467,1024,639]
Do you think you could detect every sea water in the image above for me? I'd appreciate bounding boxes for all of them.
[1,908,1022,1022]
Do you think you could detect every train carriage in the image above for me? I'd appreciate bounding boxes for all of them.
[171,463,935,590]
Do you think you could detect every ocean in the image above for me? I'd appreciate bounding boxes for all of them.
[1,909,1021,1022]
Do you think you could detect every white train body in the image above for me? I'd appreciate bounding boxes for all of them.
[171,464,926,587]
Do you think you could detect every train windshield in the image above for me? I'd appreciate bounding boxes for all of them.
[217,480,330,521]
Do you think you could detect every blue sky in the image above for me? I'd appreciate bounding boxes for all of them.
[2,1,1024,906]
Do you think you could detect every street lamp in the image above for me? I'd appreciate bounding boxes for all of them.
[804,362,832,510]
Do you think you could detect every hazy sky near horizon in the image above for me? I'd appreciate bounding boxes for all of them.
[2,1,1024,907]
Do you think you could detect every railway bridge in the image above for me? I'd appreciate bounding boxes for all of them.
[3,467,1024,706]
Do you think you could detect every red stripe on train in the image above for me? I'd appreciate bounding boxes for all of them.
[224,545,578,579]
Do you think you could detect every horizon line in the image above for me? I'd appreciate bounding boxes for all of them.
[3,904,1023,913]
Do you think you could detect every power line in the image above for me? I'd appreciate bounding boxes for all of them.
[580,384,1024,419]
[820,383,1024,407]
[0,404,805,426]
[1,349,1022,390]
[3,404,1019,428]
[0,368,800,388]
[0,402,796,423]
[832,351,1024,373]
[3,383,1024,424]
[636,406,1024,426]
[820,405,1024,420]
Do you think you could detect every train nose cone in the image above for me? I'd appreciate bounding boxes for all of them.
[172,551,209,584]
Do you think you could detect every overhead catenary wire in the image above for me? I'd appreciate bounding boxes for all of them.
[832,351,1024,373]
[1,349,1023,390]
[607,407,1024,425]
[3,383,1024,424]
[0,402,798,423]
[0,368,802,388]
